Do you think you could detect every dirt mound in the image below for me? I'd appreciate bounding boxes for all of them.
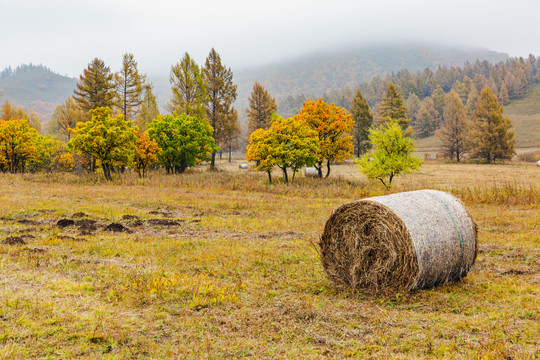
[104,223,130,232]
[20,234,36,239]
[16,219,41,226]
[122,215,139,220]
[56,219,75,228]
[3,236,27,245]
[147,219,182,226]
[149,210,173,217]
[75,219,97,227]
[72,212,87,218]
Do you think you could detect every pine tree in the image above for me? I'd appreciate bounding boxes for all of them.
[436,90,468,161]
[73,58,116,112]
[203,48,237,169]
[431,85,446,126]
[379,83,410,131]
[498,83,510,104]
[115,53,145,120]
[468,87,515,163]
[246,82,276,137]
[349,90,373,157]
[415,97,438,138]
[167,52,207,119]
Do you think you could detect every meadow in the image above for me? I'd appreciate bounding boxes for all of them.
[0,160,539,359]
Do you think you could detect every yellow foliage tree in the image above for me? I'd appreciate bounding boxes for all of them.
[134,132,161,177]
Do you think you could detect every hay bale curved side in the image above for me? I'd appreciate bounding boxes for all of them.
[319,190,477,292]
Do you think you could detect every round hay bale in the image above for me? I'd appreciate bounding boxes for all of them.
[239,164,248,169]
[304,167,319,177]
[320,190,477,292]
[536,160,540,167]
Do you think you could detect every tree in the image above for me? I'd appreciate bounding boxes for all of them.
[357,119,423,188]
[246,115,319,183]
[30,137,74,173]
[431,85,446,126]
[246,82,277,137]
[1,100,42,133]
[468,87,515,163]
[136,83,160,132]
[498,83,510,105]
[134,132,161,177]
[297,98,354,178]
[0,118,41,173]
[436,90,468,162]
[73,58,116,112]
[115,53,145,120]
[379,83,410,131]
[167,52,207,119]
[349,90,373,157]
[49,97,88,141]
[415,97,438,138]
[203,48,237,169]
[222,108,241,162]
[68,107,137,180]
[147,114,218,174]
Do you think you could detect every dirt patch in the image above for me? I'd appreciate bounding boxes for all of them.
[72,212,87,218]
[26,247,46,253]
[500,269,532,276]
[16,219,41,226]
[104,223,130,232]
[57,235,88,242]
[20,234,36,239]
[2,236,27,245]
[147,219,182,226]
[74,219,96,227]
[149,210,173,218]
[122,215,139,220]
[57,219,75,228]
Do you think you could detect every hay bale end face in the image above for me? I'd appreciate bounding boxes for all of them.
[320,190,478,293]
[304,167,319,177]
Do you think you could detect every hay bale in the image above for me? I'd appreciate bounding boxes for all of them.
[320,190,477,292]
[536,160,540,167]
[239,164,248,169]
[304,167,319,177]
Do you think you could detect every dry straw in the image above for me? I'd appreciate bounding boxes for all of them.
[319,190,478,292]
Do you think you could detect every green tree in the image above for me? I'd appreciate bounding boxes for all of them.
[68,107,137,180]
[136,83,160,131]
[379,83,410,131]
[73,58,116,112]
[167,52,207,119]
[436,90,468,162]
[468,87,515,163]
[147,114,218,174]
[246,82,277,137]
[357,119,422,188]
[297,98,354,178]
[349,90,373,157]
[115,53,145,120]
[203,48,237,169]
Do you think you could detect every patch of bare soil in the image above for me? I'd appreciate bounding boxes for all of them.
[72,212,87,218]
[2,236,27,245]
[16,219,41,226]
[500,269,532,276]
[56,219,75,228]
[20,234,36,240]
[26,247,46,253]
[122,215,139,220]
[104,223,130,232]
[147,219,183,226]
[148,210,173,218]
[57,235,88,242]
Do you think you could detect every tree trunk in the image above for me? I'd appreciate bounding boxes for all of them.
[315,162,323,178]
[282,167,288,183]
[267,170,272,184]
[325,160,331,178]
[210,152,216,170]
[228,144,232,162]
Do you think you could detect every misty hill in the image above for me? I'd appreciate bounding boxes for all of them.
[234,44,509,107]
[0,64,77,121]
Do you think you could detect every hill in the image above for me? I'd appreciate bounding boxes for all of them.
[415,82,540,152]
[234,43,509,108]
[0,64,77,122]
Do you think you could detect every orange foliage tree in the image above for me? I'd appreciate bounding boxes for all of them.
[0,119,41,173]
[134,132,161,177]
[296,99,354,178]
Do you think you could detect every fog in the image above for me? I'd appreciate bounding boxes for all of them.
[2,0,539,77]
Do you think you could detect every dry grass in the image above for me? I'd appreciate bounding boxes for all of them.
[0,160,539,359]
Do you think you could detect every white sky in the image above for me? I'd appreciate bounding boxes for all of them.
[2,0,539,77]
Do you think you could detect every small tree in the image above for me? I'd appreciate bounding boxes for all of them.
[245,128,275,183]
[436,90,468,161]
[349,89,373,157]
[246,82,277,137]
[468,87,515,163]
[134,132,161,177]
[358,119,423,188]
[167,52,207,119]
[147,114,218,174]
[379,83,410,132]
[115,53,145,120]
[68,107,137,180]
[0,118,41,173]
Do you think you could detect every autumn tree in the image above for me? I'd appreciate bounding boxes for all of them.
[246,116,319,183]
[115,53,145,120]
[73,58,116,112]
[147,114,218,174]
[167,52,207,119]
[349,90,373,157]
[203,48,238,169]
[436,90,468,162]
[431,85,446,126]
[357,119,423,188]
[468,87,515,163]
[297,98,353,178]
[379,83,410,131]
[134,132,161,177]
[49,97,87,141]
[1,100,42,133]
[415,97,438,138]
[136,83,160,131]
[222,108,241,162]
[68,107,137,180]
[246,82,277,136]
[30,137,74,173]
[0,118,41,173]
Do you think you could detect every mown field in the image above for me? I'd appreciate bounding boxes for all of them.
[0,161,539,359]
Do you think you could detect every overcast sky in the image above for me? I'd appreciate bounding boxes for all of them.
[2,0,539,77]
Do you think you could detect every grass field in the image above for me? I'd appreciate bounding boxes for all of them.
[1,160,539,359]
